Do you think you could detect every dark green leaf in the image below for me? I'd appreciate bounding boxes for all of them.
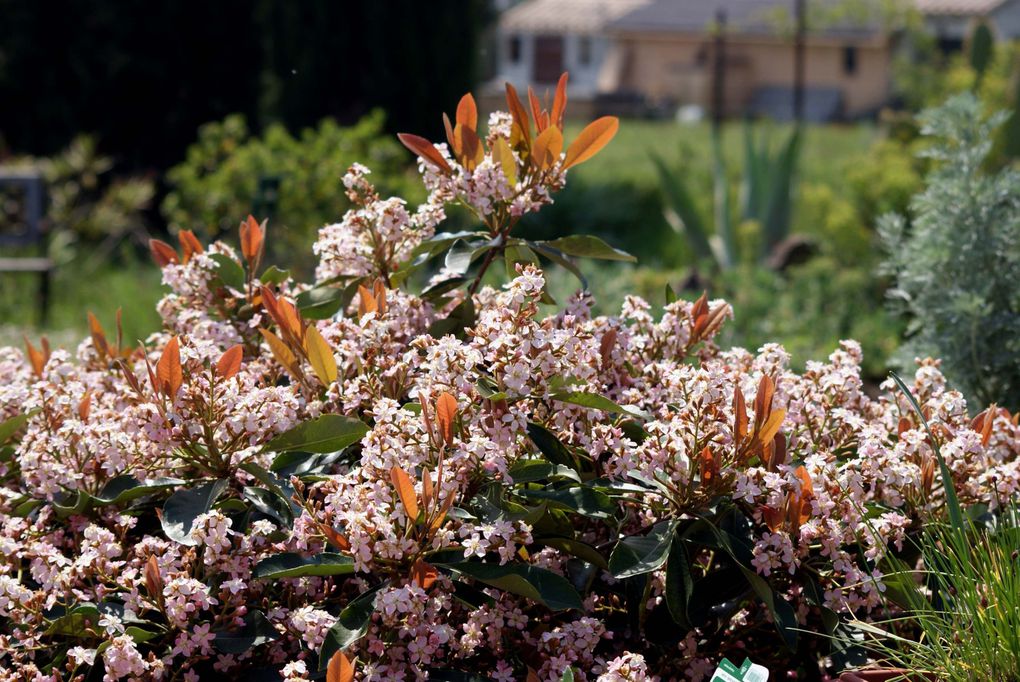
[427,297,475,339]
[0,411,34,444]
[537,537,609,570]
[161,479,228,545]
[259,266,290,286]
[319,585,383,666]
[254,552,355,579]
[208,253,246,291]
[266,414,368,454]
[542,235,636,262]
[213,609,277,654]
[609,520,676,578]
[526,422,577,469]
[519,486,615,519]
[444,562,583,611]
[665,532,693,626]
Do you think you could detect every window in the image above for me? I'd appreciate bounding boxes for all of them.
[843,45,858,75]
[508,35,522,64]
[578,35,592,66]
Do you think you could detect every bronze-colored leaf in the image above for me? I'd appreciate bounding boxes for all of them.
[505,82,531,148]
[390,465,420,521]
[435,392,458,446]
[456,93,478,130]
[562,116,619,169]
[326,651,355,682]
[149,239,179,267]
[551,72,569,129]
[240,214,264,265]
[216,344,243,380]
[156,336,183,398]
[531,125,563,170]
[397,133,453,173]
[178,230,203,264]
[409,559,438,590]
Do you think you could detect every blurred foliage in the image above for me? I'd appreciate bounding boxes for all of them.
[1,135,154,265]
[0,0,490,170]
[545,258,900,381]
[650,124,800,271]
[161,112,422,272]
[881,94,1020,410]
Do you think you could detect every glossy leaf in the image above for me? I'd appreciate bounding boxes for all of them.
[304,324,338,385]
[216,345,243,379]
[563,116,618,169]
[397,133,452,173]
[444,562,583,611]
[609,520,676,578]
[254,552,355,579]
[327,651,355,682]
[208,253,246,291]
[320,585,382,665]
[156,336,183,397]
[267,414,369,454]
[435,392,458,445]
[390,465,420,520]
[542,235,636,262]
[162,479,228,545]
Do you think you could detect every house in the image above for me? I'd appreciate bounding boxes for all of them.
[488,0,896,121]
[915,0,1020,51]
[603,0,893,121]
[486,0,652,113]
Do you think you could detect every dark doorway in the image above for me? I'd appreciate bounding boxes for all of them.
[533,35,565,84]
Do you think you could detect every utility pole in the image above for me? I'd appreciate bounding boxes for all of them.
[793,0,806,122]
[712,8,727,129]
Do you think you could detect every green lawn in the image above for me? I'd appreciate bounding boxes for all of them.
[565,118,878,189]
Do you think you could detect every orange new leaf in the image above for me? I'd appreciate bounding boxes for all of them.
[733,386,748,441]
[178,230,203,264]
[563,116,619,169]
[240,215,264,265]
[698,446,717,484]
[397,133,453,173]
[527,87,545,133]
[326,651,355,682]
[390,465,420,521]
[551,72,569,129]
[372,279,388,315]
[149,239,179,267]
[216,345,243,379]
[144,554,163,599]
[754,376,775,425]
[24,337,46,377]
[456,93,478,130]
[421,467,433,511]
[259,328,299,375]
[531,125,564,170]
[304,324,338,385]
[756,408,786,448]
[454,123,484,171]
[435,392,458,446]
[157,336,183,398]
[78,390,93,422]
[357,284,378,317]
[323,526,351,552]
[410,559,438,590]
[505,82,532,148]
[88,312,110,358]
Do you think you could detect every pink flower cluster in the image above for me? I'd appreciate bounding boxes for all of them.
[2,97,1019,682]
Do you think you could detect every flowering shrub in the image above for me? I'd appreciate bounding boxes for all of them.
[3,75,1020,682]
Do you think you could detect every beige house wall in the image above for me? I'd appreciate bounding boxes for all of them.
[612,33,891,117]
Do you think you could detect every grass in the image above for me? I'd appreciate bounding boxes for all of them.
[0,257,163,348]
[564,118,878,190]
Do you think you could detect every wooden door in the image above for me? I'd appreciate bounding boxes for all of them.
[533,35,564,84]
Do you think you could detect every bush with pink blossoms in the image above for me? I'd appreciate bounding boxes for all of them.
[3,74,1020,682]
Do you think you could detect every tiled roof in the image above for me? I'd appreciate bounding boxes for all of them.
[914,0,1006,15]
[501,0,652,33]
[607,0,881,37]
